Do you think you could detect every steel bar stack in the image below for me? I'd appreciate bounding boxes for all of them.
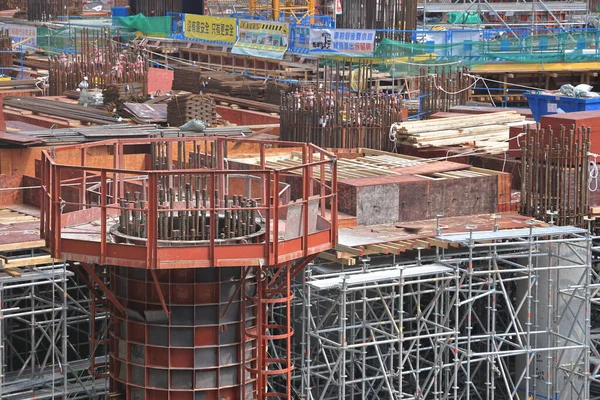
[172,68,294,105]
[172,67,205,93]
[167,94,217,127]
[27,0,81,21]
[48,28,148,96]
[520,124,590,227]
[418,66,469,117]
[0,125,252,146]
[4,97,119,125]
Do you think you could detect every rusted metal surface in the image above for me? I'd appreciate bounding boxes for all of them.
[109,266,255,398]
[337,212,545,248]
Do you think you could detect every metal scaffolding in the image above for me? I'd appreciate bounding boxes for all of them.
[301,225,593,399]
[0,263,107,399]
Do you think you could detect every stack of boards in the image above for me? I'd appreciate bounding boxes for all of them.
[392,111,526,152]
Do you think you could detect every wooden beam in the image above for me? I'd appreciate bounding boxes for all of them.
[4,268,21,277]
[385,242,407,254]
[425,238,449,249]
[395,241,414,250]
[365,244,390,255]
[318,251,356,265]
[0,240,46,252]
[334,244,364,256]
[2,255,59,269]
[336,251,359,260]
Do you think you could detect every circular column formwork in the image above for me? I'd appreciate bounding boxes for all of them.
[40,137,338,399]
[110,266,256,400]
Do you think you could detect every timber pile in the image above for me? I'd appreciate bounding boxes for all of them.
[392,111,526,151]
[167,94,217,127]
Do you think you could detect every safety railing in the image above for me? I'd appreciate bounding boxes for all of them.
[40,137,337,269]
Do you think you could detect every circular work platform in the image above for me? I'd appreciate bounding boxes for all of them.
[40,137,338,269]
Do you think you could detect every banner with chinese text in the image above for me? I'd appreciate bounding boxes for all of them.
[308,28,375,55]
[183,14,237,43]
[3,24,36,47]
[231,20,289,60]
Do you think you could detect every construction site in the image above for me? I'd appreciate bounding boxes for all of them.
[0,0,598,399]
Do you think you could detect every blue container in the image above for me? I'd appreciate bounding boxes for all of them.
[524,92,600,122]
[111,6,129,17]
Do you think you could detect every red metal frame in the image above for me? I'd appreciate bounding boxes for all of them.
[40,137,338,399]
[40,137,338,270]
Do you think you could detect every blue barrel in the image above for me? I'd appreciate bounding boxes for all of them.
[111,6,129,17]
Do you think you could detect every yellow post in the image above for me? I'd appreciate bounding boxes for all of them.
[249,0,257,16]
[273,0,280,21]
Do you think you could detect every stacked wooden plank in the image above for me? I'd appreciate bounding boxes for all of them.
[392,111,526,151]
[167,94,217,127]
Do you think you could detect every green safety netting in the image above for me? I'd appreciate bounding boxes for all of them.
[37,26,135,53]
[117,14,172,38]
[447,12,482,24]
[369,30,600,75]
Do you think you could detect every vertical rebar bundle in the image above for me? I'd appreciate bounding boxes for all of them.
[520,124,590,227]
[130,0,183,16]
[280,60,404,151]
[116,141,260,242]
[337,0,417,40]
[27,0,82,21]
[0,29,13,69]
[418,66,469,117]
[48,28,148,96]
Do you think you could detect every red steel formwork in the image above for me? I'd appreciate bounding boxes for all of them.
[39,137,338,400]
